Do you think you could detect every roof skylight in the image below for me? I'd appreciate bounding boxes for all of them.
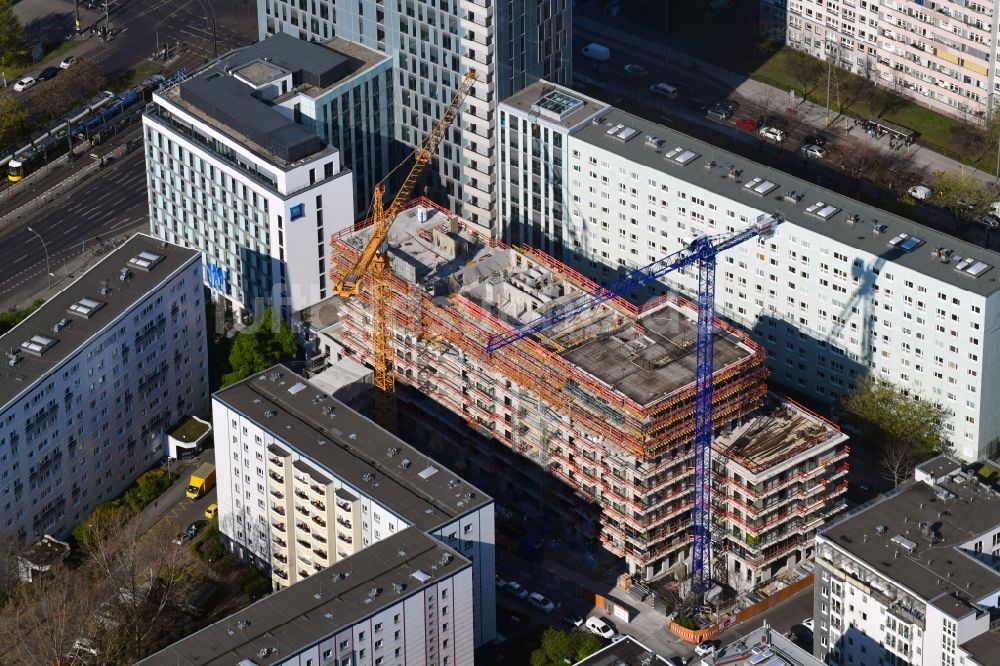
[743,177,778,196]
[805,202,841,220]
[128,251,165,271]
[664,147,699,165]
[20,334,57,357]
[67,297,106,319]
[888,233,924,251]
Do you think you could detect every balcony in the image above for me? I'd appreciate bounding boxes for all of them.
[269,472,284,483]
[270,504,286,516]
[312,499,326,511]
[337,533,353,544]
[312,515,327,528]
[296,522,310,533]
[295,505,310,517]
[269,488,284,500]
[314,548,328,560]
[274,569,288,580]
[337,517,352,529]
[272,537,287,549]
[271,522,286,533]
[313,532,327,544]
[294,490,309,501]
[335,500,352,512]
[296,538,311,549]
[273,553,287,564]
[310,484,324,495]
[298,570,311,579]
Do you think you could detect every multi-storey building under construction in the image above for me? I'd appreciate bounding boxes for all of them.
[327,199,849,585]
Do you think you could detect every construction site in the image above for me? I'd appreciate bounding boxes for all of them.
[326,198,849,587]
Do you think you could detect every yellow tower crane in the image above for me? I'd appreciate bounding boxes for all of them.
[335,69,478,432]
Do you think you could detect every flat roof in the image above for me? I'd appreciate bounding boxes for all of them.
[961,631,1000,666]
[707,623,825,665]
[572,636,669,665]
[137,528,469,666]
[714,395,845,474]
[502,81,609,129]
[214,366,491,531]
[915,456,962,479]
[819,474,1000,604]
[503,81,1000,296]
[18,535,69,568]
[335,205,757,407]
[0,234,199,412]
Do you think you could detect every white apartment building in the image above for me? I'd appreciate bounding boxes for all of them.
[137,528,475,666]
[257,0,572,234]
[143,35,360,320]
[212,365,496,647]
[498,81,1000,463]
[783,0,994,122]
[0,234,207,542]
[813,456,1000,666]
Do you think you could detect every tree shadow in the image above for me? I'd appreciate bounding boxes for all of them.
[23,12,74,52]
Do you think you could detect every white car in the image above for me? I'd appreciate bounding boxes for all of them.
[694,640,717,656]
[801,143,827,159]
[908,185,932,200]
[585,616,615,639]
[59,56,77,69]
[758,126,785,142]
[649,82,678,99]
[504,581,530,600]
[802,617,815,631]
[12,76,36,92]
[528,592,556,613]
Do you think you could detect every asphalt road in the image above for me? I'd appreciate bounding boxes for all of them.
[0,148,149,308]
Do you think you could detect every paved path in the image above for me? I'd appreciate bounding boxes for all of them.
[575,15,996,185]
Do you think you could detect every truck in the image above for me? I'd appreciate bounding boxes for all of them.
[186,463,216,499]
[581,43,610,62]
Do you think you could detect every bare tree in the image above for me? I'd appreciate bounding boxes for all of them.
[880,438,921,488]
[786,49,825,99]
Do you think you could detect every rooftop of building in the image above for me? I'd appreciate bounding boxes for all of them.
[819,459,1000,606]
[502,82,609,129]
[136,528,469,666]
[572,636,669,665]
[334,204,758,407]
[18,535,70,568]
[702,622,825,665]
[157,33,385,168]
[0,234,199,413]
[503,81,1000,296]
[215,365,491,531]
[713,394,846,475]
[961,630,1000,666]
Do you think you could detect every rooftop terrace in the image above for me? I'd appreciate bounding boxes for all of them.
[819,461,1000,607]
[137,529,468,666]
[0,234,199,412]
[215,366,491,531]
[335,204,758,407]
[503,81,1000,296]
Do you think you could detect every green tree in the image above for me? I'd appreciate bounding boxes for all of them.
[0,0,27,69]
[0,96,28,148]
[785,49,825,99]
[530,628,602,666]
[843,378,948,485]
[221,308,298,386]
[929,169,997,230]
[0,299,42,335]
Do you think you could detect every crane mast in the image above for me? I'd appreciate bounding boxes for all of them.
[336,70,478,431]
[488,214,781,595]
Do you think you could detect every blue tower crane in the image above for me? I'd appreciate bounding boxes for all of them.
[487,213,782,594]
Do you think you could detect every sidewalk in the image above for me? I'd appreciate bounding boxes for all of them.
[575,15,995,185]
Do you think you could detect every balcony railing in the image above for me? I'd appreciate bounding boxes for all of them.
[271,522,286,533]
[312,515,326,527]
[337,517,352,529]
[269,488,284,500]
[312,500,326,511]
[274,569,288,580]
[273,553,287,564]
[336,500,352,511]
[269,472,284,483]
[294,490,309,501]
[272,537,287,548]
[296,522,310,533]
[270,504,286,516]
[314,548,328,560]
[337,533,353,544]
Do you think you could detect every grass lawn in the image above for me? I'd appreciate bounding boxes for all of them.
[2,39,80,82]
[171,416,210,443]
[750,47,995,172]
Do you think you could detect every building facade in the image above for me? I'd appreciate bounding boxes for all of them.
[257,0,572,234]
[328,201,848,587]
[498,81,1000,463]
[211,366,496,647]
[143,35,360,320]
[782,0,994,122]
[813,456,1000,666]
[0,234,207,542]
[138,528,475,666]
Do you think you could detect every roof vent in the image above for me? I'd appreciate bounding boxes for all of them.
[387,447,401,457]
[264,409,277,418]
[846,214,860,226]
[872,223,888,236]
[52,318,70,333]
[591,115,606,125]
[875,525,888,534]
[447,479,460,489]
[411,569,431,583]
[891,535,917,553]
[118,267,132,282]
[392,582,406,594]
[931,247,953,262]
[99,279,112,296]
[440,552,453,565]
[7,349,22,367]
[644,135,663,149]
[401,458,412,470]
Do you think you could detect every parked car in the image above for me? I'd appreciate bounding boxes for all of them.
[649,82,679,99]
[184,519,208,540]
[204,503,218,519]
[528,592,556,613]
[801,144,827,159]
[759,126,786,142]
[803,133,828,147]
[38,66,59,81]
[495,574,507,589]
[59,55,77,69]
[564,613,585,628]
[908,185,932,200]
[975,214,1000,229]
[624,63,648,78]
[707,100,737,121]
[12,76,35,92]
[504,581,530,600]
[694,640,717,656]
[801,617,815,631]
[585,616,615,639]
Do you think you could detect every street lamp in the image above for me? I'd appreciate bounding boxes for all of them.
[27,226,54,289]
